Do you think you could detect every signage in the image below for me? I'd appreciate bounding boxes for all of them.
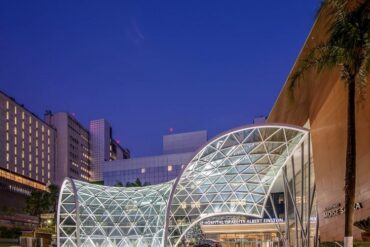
[324,202,363,218]
[202,218,284,225]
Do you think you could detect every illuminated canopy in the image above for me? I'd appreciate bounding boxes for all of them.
[57,124,308,247]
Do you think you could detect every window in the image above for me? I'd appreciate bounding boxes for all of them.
[141,168,146,174]
[168,165,173,172]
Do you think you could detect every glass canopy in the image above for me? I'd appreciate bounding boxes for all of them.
[58,124,308,247]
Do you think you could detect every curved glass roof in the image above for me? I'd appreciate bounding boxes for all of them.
[57,125,308,247]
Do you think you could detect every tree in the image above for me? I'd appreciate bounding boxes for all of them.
[47,184,59,213]
[289,1,369,246]
[25,184,59,227]
[125,178,150,187]
[114,181,124,187]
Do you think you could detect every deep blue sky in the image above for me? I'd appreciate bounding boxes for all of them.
[0,1,319,157]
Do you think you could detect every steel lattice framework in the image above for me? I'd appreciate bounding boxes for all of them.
[58,125,309,247]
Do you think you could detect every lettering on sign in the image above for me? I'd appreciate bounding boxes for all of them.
[324,202,363,218]
[202,218,284,225]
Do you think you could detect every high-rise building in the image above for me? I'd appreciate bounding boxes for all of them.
[163,130,207,154]
[0,91,55,196]
[90,119,130,182]
[103,130,207,186]
[45,112,90,186]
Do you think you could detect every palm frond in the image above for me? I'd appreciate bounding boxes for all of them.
[288,44,343,98]
[318,0,348,27]
[356,44,370,100]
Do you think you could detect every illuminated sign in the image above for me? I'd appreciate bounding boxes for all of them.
[202,218,284,225]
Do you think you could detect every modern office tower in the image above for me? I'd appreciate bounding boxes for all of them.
[0,91,56,198]
[90,119,130,182]
[163,130,207,154]
[103,130,207,186]
[45,112,90,186]
[253,116,266,124]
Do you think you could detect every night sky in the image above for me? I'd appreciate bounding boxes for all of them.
[0,1,319,157]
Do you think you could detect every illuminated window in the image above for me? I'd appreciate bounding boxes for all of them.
[14,106,17,114]
[42,126,44,132]
[168,165,173,172]
[14,127,17,135]
[141,168,146,174]
[22,112,25,119]
[6,112,9,120]
[6,122,9,131]
[6,101,9,109]
[47,129,50,136]
[36,122,38,129]
[6,132,9,141]
[6,153,9,162]
[6,143,9,151]
[29,117,32,124]
[14,148,17,156]
[14,117,17,125]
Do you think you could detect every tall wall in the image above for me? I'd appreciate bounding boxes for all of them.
[267,8,370,240]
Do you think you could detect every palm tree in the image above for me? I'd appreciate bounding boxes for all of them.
[289,1,369,246]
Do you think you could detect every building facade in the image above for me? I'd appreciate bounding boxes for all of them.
[89,119,130,182]
[0,90,54,210]
[45,112,90,186]
[103,130,207,186]
[267,6,370,241]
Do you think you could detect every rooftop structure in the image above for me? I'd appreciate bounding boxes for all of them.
[58,124,317,247]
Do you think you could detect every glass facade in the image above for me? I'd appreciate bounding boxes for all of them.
[104,165,183,186]
[58,125,317,247]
